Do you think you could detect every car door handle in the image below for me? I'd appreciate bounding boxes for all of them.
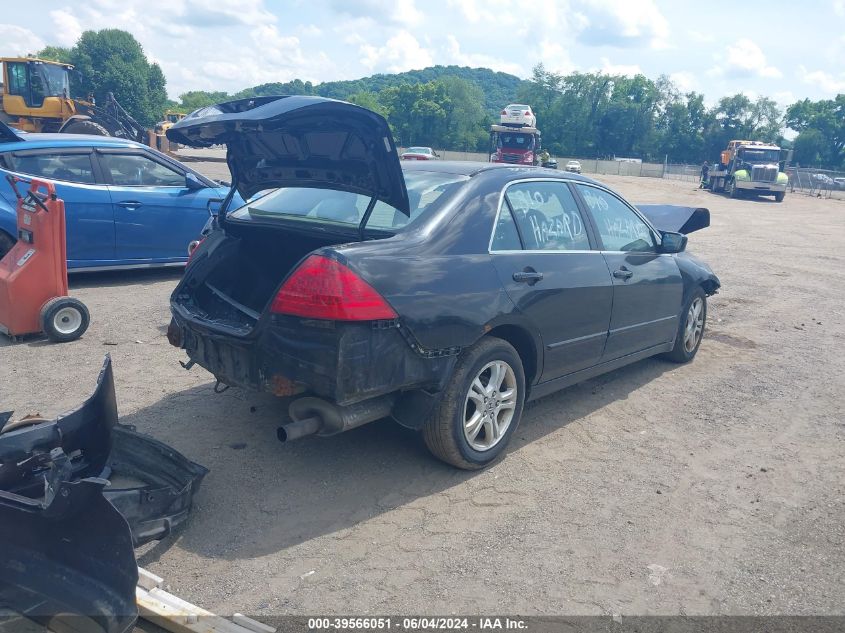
[613,267,633,280]
[513,270,544,284]
[117,200,143,210]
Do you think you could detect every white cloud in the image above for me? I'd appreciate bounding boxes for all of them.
[358,31,434,73]
[670,71,697,93]
[687,30,714,44]
[442,35,525,77]
[531,39,576,76]
[0,24,45,56]
[595,56,642,77]
[797,65,845,94]
[576,0,670,49]
[772,90,797,109]
[329,0,422,27]
[708,38,782,79]
[49,9,83,47]
[182,0,275,27]
[834,0,845,16]
[298,24,322,37]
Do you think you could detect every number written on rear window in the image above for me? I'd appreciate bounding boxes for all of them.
[503,181,589,251]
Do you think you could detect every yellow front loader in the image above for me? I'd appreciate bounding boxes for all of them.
[0,57,148,142]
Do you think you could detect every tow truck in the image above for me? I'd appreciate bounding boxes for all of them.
[708,140,788,202]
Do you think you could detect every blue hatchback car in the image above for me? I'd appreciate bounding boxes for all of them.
[0,125,238,270]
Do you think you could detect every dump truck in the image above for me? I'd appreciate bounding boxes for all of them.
[0,57,147,143]
[708,139,788,202]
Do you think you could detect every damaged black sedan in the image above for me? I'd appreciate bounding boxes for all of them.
[166,96,720,469]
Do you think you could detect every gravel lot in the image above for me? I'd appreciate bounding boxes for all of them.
[2,164,843,617]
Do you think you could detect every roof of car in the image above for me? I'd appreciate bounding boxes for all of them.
[401,160,598,183]
[0,132,145,152]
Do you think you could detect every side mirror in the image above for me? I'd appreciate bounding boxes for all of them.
[660,231,687,254]
[185,172,206,191]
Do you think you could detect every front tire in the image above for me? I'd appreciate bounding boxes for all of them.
[728,179,740,198]
[663,288,707,363]
[423,337,525,469]
[774,191,785,202]
[40,297,90,342]
[62,119,109,136]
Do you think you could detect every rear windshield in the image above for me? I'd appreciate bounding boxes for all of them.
[229,171,469,232]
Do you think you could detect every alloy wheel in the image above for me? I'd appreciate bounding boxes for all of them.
[683,297,705,353]
[463,360,518,451]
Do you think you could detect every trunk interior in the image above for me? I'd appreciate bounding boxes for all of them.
[179,223,356,330]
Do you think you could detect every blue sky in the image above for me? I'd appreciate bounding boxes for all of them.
[1,0,843,110]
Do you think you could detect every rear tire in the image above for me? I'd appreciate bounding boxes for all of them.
[0,231,14,261]
[62,120,110,136]
[40,297,90,343]
[423,337,525,469]
[663,288,707,363]
[728,179,740,198]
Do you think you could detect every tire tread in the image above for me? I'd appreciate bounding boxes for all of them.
[423,337,522,470]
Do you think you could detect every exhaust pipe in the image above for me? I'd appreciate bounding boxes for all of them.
[276,416,321,442]
[277,394,396,442]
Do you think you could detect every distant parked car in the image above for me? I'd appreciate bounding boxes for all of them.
[500,104,536,128]
[0,124,241,269]
[401,147,439,160]
[833,177,845,190]
[565,160,582,174]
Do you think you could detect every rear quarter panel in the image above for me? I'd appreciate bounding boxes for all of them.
[335,175,529,354]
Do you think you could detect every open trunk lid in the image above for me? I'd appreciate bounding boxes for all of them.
[166,95,410,214]
[636,205,710,234]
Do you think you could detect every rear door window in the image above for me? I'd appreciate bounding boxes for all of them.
[504,181,590,251]
[99,153,185,187]
[7,152,97,184]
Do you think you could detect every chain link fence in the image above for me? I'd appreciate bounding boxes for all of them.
[403,149,845,199]
[786,168,845,200]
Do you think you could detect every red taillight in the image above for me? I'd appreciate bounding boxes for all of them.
[501,110,507,115]
[187,237,205,261]
[270,255,397,321]
[524,110,531,116]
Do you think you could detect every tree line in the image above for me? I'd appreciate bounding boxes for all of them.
[36,31,844,169]
[38,30,167,127]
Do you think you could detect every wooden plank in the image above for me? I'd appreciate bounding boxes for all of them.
[232,614,276,633]
[136,585,274,633]
[138,567,164,591]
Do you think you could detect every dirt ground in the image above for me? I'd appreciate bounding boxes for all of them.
[2,168,843,617]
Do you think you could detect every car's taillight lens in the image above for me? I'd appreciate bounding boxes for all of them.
[270,255,397,321]
[501,109,507,115]
[524,111,531,116]
[187,237,205,261]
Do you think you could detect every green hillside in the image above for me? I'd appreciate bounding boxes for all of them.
[229,66,526,116]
